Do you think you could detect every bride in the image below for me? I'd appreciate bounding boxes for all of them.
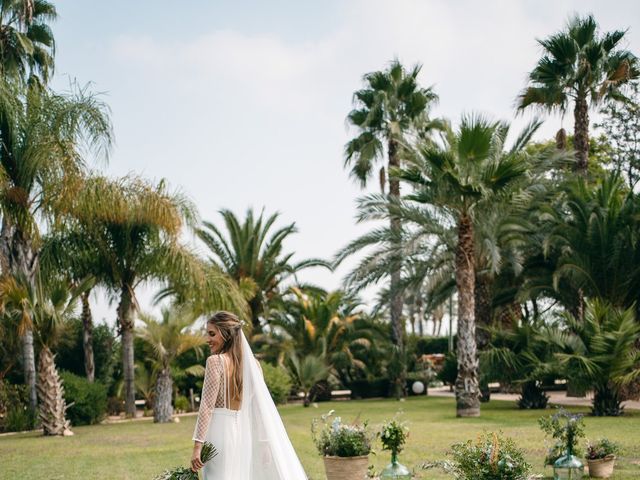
[190,311,308,479]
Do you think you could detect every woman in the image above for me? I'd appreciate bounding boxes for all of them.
[190,311,307,479]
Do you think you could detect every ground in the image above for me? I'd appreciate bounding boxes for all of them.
[0,396,638,479]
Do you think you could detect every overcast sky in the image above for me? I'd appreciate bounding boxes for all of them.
[50,0,640,327]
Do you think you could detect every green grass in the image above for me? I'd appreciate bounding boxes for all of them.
[0,396,638,479]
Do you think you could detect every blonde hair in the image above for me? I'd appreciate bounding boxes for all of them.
[207,311,243,401]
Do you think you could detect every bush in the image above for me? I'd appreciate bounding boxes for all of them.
[107,396,124,416]
[438,353,457,387]
[348,378,391,399]
[312,410,372,457]
[261,362,293,405]
[60,371,108,426]
[0,380,36,433]
[413,336,451,355]
[174,394,189,412]
[424,432,531,480]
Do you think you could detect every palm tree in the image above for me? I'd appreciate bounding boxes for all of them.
[0,0,57,83]
[136,306,206,423]
[0,274,85,435]
[558,299,640,416]
[59,175,244,417]
[287,352,329,407]
[344,59,440,396]
[398,115,541,417]
[198,208,329,332]
[518,13,639,173]
[0,82,112,411]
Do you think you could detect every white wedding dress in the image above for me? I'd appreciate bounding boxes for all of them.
[192,332,307,479]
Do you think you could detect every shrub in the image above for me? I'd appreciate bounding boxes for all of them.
[107,396,124,416]
[438,353,457,388]
[60,371,108,426]
[413,336,451,355]
[0,380,36,433]
[311,410,372,457]
[348,378,391,399]
[424,432,531,480]
[174,394,190,412]
[261,361,293,405]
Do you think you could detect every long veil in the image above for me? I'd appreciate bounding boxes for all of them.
[233,330,308,479]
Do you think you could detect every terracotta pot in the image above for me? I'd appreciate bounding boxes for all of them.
[323,455,369,480]
[587,456,616,478]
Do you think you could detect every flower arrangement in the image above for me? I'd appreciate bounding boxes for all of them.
[311,410,372,457]
[538,408,585,465]
[154,442,218,480]
[379,415,409,458]
[585,438,620,460]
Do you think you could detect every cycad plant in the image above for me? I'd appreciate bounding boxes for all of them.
[136,306,207,423]
[557,299,640,416]
[518,13,639,173]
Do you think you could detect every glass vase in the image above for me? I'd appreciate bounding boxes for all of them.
[553,452,584,480]
[380,452,411,479]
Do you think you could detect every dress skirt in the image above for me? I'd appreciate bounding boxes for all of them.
[202,408,241,479]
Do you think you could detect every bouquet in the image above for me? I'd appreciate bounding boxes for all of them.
[154,442,218,480]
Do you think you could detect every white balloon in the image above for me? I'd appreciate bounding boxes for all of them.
[411,381,425,395]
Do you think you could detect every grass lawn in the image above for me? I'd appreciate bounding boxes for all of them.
[1,396,639,479]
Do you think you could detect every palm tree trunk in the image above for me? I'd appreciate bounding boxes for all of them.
[474,273,493,350]
[37,346,72,436]
[0,221,39,412]
[388,138,406,398]
[573,93,590,174]
[154,368,174,423]
[454,213,481,417]
[81,290,95,383]
[117,283,137,417]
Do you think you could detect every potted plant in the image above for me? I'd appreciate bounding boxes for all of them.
[539,409,585,479]
[311,410,372,480]
[379,415,411,479]
[585,438,620,478]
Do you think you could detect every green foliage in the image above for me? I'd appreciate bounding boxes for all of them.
[60,371,107,426]
[261,361,293,405]
[438,353,458,387]
[0,380,37,432]
[153,441,218,480]
[538,409,585,465]
[379,415,409,456]
[347,378,391,399]
[311,410,372,457]
[425,432,531,480]
[412,336,450,355]
[585,438,620,460]
[173,395,189,412]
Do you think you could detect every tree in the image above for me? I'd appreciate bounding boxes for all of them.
[287,352,329,407]
[344,59,440,397]
[198,208,329,332]
[558,299,640,416]
[59,175,243,417]
[0,0,56,83]
[518,13,638,174]
[136,306,206,423]
[0,82,112,411]
[596,81,640,188]
[398,115,541,416]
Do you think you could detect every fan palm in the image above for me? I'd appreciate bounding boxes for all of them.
[287,352,329,407]
[58,175,244,417]
[198,208,329,332]
[518,14,639,173]
[0,0,56,83]
[398,114,542,417]
[0,82,112,410]
[558,299,640,416]
[136,306,207,423]
[344,60,440,396]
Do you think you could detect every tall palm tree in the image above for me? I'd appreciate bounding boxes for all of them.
[344,59,440,396]
[59,175,244,417]
[136,306,206,423]
[0,0,56,83]
[0,82,112,410]
[398,115,541,417]
[518,14,638,173]
[198,208,329,332]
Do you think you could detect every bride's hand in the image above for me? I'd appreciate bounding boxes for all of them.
[190,443,204,472]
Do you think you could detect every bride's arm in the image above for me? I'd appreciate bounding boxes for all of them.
[192,354,223,442]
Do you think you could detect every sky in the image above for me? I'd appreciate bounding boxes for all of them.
[50,0,640,327]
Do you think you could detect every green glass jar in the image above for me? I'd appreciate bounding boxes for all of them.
[553,453,584,480]
[380,453,411,480]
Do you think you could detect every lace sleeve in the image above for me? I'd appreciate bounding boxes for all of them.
[192,355,223,443]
